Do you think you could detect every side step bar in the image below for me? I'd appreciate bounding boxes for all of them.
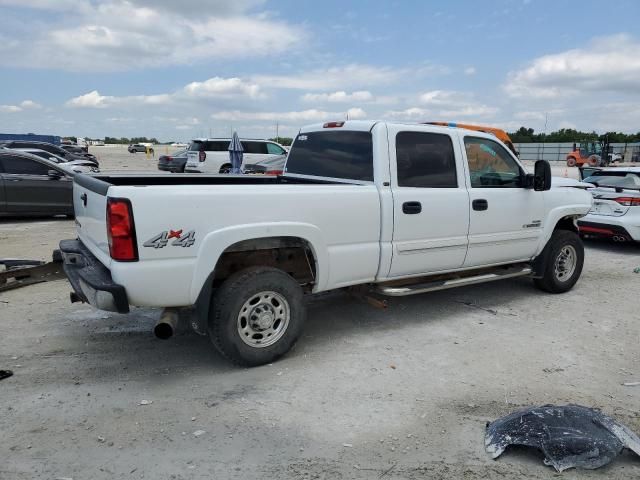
[376,265,532,297]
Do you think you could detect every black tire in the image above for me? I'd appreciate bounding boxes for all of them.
[209,267,305,366]
[219,164,232,174]
[534,230,584,293]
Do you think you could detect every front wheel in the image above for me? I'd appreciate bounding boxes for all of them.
[534,230,584,293]
[219,164,232,174]
[208,267,306,366]
[566,157,577,167]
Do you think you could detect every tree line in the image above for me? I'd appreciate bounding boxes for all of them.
[508,127,640,143]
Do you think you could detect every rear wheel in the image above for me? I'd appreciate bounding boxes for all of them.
[219,164,232,174]
[534,230,584,293]
[566,157,577,167]
[208,267,305,366]
[588,155,600,167]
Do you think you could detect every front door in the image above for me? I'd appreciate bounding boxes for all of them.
[389,126,470,277]
[0,154,71,214]
[462,135,544,267]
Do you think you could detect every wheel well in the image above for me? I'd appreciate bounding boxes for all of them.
[554,216,578,233]
[212,237,316,291]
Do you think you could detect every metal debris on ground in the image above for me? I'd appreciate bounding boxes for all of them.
[138,399,153,405]
[0,258,64,292]
[623,382,640,387]
[485,404,640,471]
[0,370,13,381]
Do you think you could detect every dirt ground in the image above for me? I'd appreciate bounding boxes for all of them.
[1,147,639,479]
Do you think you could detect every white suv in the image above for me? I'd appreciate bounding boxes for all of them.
[185,138,287,173]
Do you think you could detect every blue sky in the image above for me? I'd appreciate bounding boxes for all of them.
[1,0,639,141]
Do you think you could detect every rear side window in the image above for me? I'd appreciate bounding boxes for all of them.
[189,141,228,152]
[267,143,286,155]
[0,155,51,175]
[242,141,268,154]
[286,131,373,181]
[395,132,457,188]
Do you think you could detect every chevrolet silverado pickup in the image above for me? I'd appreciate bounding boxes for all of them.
[59,121,592,366]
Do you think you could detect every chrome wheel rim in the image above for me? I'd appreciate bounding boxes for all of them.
[237,291,290,348]
[554,245,577,282]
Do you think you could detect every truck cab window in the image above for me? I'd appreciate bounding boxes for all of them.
[464,137,522,188]
[395,131,457,188]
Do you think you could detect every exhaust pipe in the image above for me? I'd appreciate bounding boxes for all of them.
[612,235,627,242]
[154,308,179,340]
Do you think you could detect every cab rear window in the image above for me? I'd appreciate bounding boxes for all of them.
[286,131,373,181]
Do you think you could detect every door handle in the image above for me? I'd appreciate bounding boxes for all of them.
[472,199,488,211]
[80,193,87,207]
[402,201,422,214]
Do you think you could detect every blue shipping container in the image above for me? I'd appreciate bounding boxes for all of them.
[0,133,61,145]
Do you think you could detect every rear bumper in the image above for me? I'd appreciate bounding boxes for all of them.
[577,217,639,241]
[59,239,129,313]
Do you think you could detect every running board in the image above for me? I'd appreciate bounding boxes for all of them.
[376,265,532,297]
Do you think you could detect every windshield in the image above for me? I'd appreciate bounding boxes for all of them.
[584,172,640,189]
[286,131,373,181]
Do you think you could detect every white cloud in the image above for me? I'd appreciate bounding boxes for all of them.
[464,66,477,76]
[66,90,114,108]
[385,107,430,120]
[184,77,262,99]
[20,100,41,109]
[415,90,498,119]
[211,108,367,123]
[66,75,264,109]
[253,64,407,91]
[301,91,374,103]
[0,105,22,113]
[504,34,640,98]
[0,1,303,71]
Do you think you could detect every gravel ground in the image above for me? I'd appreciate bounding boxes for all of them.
[1,146,639,479]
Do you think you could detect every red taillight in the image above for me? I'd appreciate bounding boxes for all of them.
[166,156,173,162]
[198,150,206,162]
[107,198,138,262]
[614,197,640,206]
[323,121,344,128]
[266,169,283,176]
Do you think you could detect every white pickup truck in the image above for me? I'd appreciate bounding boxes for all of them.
[59,121,592,366]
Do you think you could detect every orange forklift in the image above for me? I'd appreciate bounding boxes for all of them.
[566,138,617,167]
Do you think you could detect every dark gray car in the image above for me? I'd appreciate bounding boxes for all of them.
[0,150,73,217]
[157,149,188,172]
[0,140,98,166]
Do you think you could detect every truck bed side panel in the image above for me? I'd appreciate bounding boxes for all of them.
[107,183,381,306]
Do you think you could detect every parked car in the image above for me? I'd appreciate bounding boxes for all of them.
[243,154,287,175]
[0,150,73,217]
[157,149,188,173]
[0,140,98,166]
[11,148,99,174]
[61,144,96,161]
[185,138,287,173]
[59,121,592,366]
[578,167,640,242]
[128,144,154,154]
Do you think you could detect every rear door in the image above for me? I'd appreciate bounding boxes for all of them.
[0,154,72,214]
[388,126,470,276]
[462,135,544,267]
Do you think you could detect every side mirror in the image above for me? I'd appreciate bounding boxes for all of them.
[534,160,551,191]
[47,169,62,179]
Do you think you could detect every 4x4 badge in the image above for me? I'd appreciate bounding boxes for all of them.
[143,230,196,248]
